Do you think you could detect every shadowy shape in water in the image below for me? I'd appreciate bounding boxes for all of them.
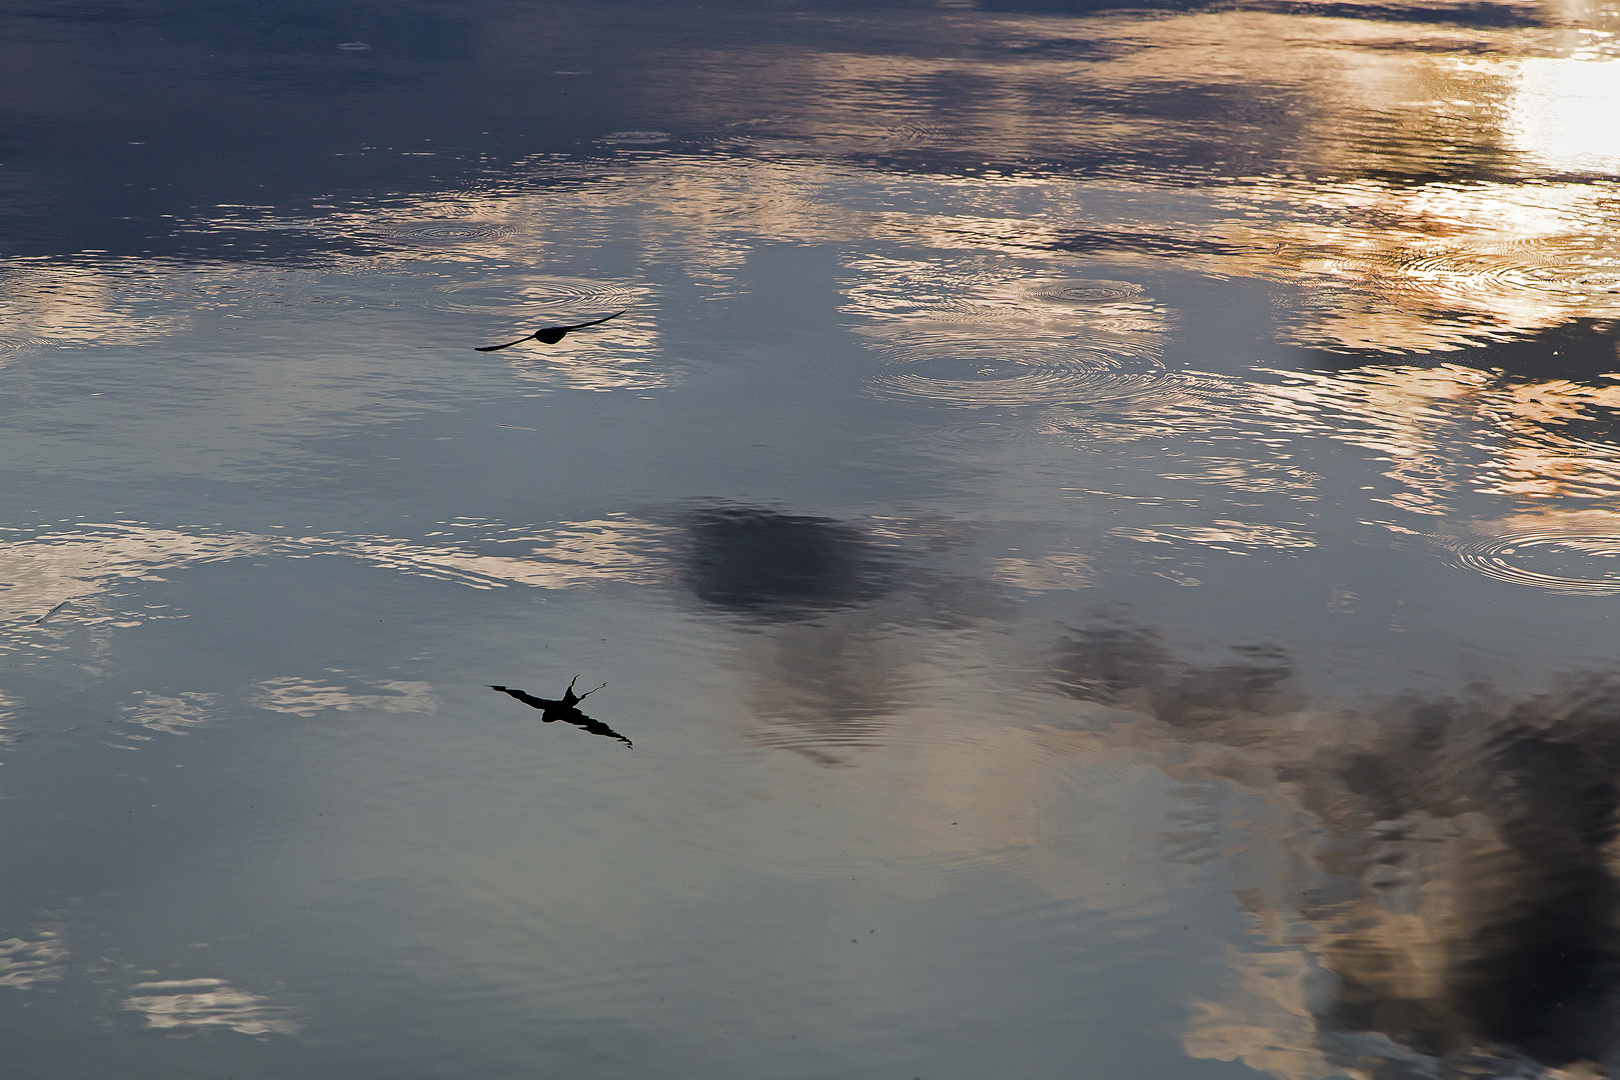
[681,505,894,619]
[475,311,623,351]
[1302,317,1620,386]
[677,504,1001,766]
[489,677,632,747]
[1054,619,1620,1074]
[1046,227,1249,258]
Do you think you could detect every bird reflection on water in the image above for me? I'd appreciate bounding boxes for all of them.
[489,678,633,747]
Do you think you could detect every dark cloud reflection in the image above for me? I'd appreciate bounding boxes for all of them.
[680,506,895,620]
[678,505,908,765]
[674,505,1019,766]
[1057,621,1620,1077]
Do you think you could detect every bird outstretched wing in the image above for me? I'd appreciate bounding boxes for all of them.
[559,311,624,331]
[474,337,532,352]
[489,684,553,709]
[474,311,625,351]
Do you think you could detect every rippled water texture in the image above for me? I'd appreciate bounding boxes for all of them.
[3,0,1620,1077]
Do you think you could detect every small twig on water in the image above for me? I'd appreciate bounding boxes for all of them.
[33,601,70,624]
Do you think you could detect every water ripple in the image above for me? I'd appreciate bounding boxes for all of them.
[874,359,1182,410]
[848,259,1174,409]
[372,220,519,245]
[1438,513,1620,594]
[426,275,647,318]
[601,130,674,147]
[1021,279,1143,304]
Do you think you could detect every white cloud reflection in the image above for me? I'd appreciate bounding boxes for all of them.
[0,263,182,358]
[296,516,678,591]
[0,523,260,625]
[0,930,67,990]
[249,676,438,718]
[121,978,298,1035]
[121,691,221,735]
[0,515,677,652]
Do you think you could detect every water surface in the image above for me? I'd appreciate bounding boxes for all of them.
[3,1,1620,1077]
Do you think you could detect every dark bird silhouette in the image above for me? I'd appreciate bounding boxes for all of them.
[489,677,633,747]
[475,311,624,351]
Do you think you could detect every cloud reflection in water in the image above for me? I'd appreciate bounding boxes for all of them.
[1055,620,1620,1077]
[677,507,1015,765]
[679,506,897,618]
[249,676,438,718]
[121,978,299,1036]
[3,3,1620,1071]
[121,691,221,736]
[0,930,67,991]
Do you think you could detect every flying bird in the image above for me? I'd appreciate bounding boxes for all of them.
[475,311,624,351]
[489,677,633,747]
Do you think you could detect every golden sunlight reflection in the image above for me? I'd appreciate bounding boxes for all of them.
[1257,179,1620,354]
[1506,53,1620,174]
[1247,364,1620,513]
[4,1,1620,379]
[634,9,1620,355]
[11,164,1620,378]
[452,155,1620,360]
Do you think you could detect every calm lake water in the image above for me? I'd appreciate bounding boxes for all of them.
[3,1,1620,1076]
